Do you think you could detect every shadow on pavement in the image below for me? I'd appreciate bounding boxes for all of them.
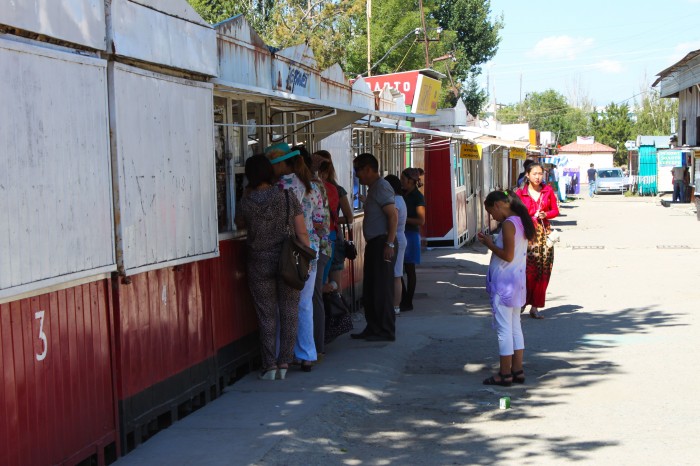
[264,279,685,465]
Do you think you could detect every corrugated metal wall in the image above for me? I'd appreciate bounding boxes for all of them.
[0,39,115,299]
[0,0,106,50]
[0,280,116,466]
[109,63,218,275]
[109,0,217,76]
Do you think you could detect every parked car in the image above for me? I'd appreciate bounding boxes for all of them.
[595,168,625,194]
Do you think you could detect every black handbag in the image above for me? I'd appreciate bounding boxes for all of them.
[324,292,353,344]
[323,291,350,318]
[279,190,317,290]
[341,223,357,261]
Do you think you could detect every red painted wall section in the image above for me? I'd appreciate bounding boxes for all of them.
[203,239,257,350]
[0,281,116,466]
[425,145,453,238]
[112,263,214,400]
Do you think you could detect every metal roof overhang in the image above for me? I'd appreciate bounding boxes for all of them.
[458,127,530,149]
[358,119,474,142]
[212,77,438,140]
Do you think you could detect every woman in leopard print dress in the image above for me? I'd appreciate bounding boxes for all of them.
[240,154,310,380]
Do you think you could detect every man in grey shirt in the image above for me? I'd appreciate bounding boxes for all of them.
[351,153,398,341]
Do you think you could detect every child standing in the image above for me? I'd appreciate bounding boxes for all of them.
[477,191,536,386]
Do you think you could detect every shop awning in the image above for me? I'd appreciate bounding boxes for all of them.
[212,77,438,140]
[358,119,475,142]
[458,127,530,149]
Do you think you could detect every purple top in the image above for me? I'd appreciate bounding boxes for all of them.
[485,216,528,307]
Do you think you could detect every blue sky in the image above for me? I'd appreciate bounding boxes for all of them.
[482,0,700,108]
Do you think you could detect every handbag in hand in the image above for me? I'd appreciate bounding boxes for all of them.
[341,223,357,261]
[279,190,317,290]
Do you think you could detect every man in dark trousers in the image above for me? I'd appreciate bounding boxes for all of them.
[351,153,398,341]
[587,163,597,197]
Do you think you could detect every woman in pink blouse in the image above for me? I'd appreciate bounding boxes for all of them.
[516,162,559,319]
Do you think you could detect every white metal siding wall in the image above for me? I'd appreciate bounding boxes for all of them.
[0,39,115,299]
[110,63,217,275]
[0,0,106,50]
[110,0,217,77]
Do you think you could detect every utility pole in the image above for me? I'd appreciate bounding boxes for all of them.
[418,0,430,68]
[366,0,372,76]
[518,73,523,122]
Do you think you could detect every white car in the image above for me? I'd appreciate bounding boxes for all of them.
[595,168,625,194]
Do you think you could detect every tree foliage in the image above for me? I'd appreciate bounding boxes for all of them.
[590,102,634,166]
[187,0,502,116]
[496,89,590,145]
[633,88,678,136]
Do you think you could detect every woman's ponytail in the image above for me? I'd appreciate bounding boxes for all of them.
[484,190,536,241]
[508,194,536,240]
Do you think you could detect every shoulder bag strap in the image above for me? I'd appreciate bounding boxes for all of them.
[283,189,293,235]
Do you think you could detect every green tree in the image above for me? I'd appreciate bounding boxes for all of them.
[188,0,277,34]
[590,102,634,166]
[496,89,591,145]
[634,88,678,136]
[188,0,501,115]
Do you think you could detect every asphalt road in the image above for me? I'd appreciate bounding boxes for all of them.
[116,194,700,466]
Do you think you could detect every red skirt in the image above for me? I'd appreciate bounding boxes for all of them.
[525,223,554,307]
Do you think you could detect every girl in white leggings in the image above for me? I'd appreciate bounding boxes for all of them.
[477,190,536,387]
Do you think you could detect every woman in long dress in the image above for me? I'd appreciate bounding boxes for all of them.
[516,162,559,319]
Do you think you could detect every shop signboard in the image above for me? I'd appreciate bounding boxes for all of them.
[509,148,527,160]
[411,74,441,115]
[563,168,580,194]
[364,71,420,104]
[459,143,482,160]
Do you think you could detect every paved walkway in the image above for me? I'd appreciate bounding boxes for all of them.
[116,195,699,465]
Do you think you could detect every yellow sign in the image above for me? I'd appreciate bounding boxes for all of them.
[459,143,482,160]
[509,148,527,160]
[411,74,442,115]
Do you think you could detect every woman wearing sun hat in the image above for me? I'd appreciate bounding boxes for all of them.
[266,142,328,372]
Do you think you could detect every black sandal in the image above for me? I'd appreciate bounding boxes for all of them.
[483,372,512,387]
[512,369,525,384]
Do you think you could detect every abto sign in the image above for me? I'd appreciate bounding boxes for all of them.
[364,71,420,105]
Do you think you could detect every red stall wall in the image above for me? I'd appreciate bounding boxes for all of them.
[425,145,453,238]
[205,239,257,350]
[113,263,214,400]
[0,281,116,466]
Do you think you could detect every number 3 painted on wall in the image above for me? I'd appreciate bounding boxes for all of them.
[35,310,47,361]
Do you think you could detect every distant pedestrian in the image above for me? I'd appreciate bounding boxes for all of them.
[400,167,425,312]
[516,159,535,189]
[587,163,597,197]
[478,190,536,386]
[516,162,560,319]
[671,166,685,202]
[350,153,398,341]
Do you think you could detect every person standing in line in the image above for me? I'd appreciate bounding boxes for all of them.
[671,166,686,203]
[297,146,333,362]
[587,163,597,197]
[385,175,407,316]
[683,167,690,203]
[400,167,425,312]
[516,162,559,319]
[267,143,327,372]
[238,154,310,381]
[350,153,398,342]
[313,150,354,293]
[478,190,536,386]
